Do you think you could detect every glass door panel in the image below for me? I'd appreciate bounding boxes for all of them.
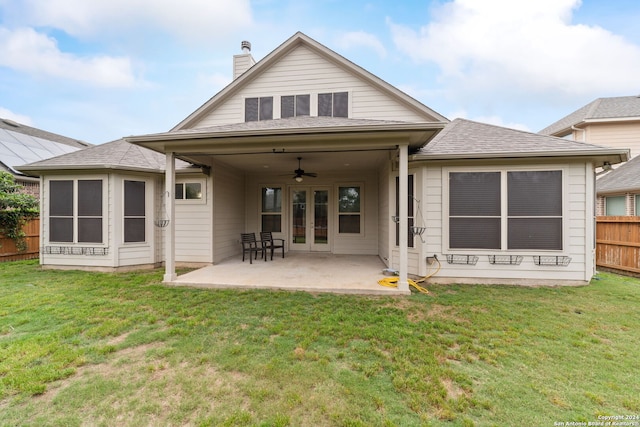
[313,190,328,246]
[292,189,306,245]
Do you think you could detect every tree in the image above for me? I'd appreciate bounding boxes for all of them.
[0,172,39,252]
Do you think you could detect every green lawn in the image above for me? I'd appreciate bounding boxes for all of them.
[1,260,639,426]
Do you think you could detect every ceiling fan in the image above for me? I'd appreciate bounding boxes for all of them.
[290,157,317,182]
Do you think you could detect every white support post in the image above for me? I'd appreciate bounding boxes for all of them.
[164,152,176,282]
[398,144,410,293]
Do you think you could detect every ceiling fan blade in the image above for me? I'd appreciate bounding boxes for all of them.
[302,172,317,177]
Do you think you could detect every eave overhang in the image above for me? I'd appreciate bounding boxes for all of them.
[126,122,447,156]
[410,148,630,168]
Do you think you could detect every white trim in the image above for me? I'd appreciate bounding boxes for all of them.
[398,144,409,292]
[175,178,207,204]
[442,165,569,255]
[336,182,364,237]
[164,152,176,282]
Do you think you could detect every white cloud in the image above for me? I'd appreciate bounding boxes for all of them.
[336,31,387,58]
[0,107,33,126]
[0,27,137,87]
[4,0,252,42]
[388,0,640,98]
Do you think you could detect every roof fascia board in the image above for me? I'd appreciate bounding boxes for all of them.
[411,148,629,165]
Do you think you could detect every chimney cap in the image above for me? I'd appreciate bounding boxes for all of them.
[241,40,251,53]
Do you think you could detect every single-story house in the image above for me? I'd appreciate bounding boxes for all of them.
[18,32,629,289]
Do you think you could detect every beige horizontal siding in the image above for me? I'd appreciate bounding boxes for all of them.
[193,45,433,128]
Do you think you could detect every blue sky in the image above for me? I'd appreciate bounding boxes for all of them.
[1,0,640,144]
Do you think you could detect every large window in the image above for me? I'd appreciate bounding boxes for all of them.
[261,187,282,232]
[318,92,348,118]
[281,94,310,118]
[605,195,626,215]
[395,175,415,248]
[338,186,361,233]
[49,179,103,243]
[448,170,563,250]
[124,180,145,243]
[245,96,273,122]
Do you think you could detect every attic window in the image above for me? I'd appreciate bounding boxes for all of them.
[245,97,273,122]
[318,92,348,118]
[281,94,310,118]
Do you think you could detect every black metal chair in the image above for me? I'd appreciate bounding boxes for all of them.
[260,231,285,260]
[241,233,266,263]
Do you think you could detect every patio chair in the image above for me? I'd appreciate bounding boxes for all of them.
[260,231,285,260]
[240,233,266,264]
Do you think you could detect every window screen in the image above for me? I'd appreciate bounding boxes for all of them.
[261,187,282,232]
[318,92,348,117]
[318,93,332,116]
[124,180,145,243]
[333,92,348,117]
[245,97,259,122]
[338,186,361,234]
[50,180,73,216]
[78,180,102,216]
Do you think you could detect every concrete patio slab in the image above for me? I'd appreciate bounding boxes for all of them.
[169,253,409,295]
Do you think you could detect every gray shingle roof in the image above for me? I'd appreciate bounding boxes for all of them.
[596,155,640,194]
[415,118,616,159]
[540,96,640,135]
[158,116,428,136]
[17,138,192,174]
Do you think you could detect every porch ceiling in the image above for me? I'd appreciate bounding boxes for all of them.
[183,149,392,174]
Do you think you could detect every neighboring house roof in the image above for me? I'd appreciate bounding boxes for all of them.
[539,95,640,136]
[173,32,449,130]
[414,118,629,166]
[596,154,640,194]
[17,138,194,175]
[0,117,90,175]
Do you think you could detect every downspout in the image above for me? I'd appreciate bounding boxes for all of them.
[398,144,410,293]
[164,152,176,282]
[571,125,586,142]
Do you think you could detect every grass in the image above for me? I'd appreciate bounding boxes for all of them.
[0,260,639,426]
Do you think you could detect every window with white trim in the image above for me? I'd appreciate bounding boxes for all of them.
[261,187,282,232]
[49,179,103,243]
[245,96,273,121]
[318,92,348,117]
[175,182,203,201]
[281,94,310,118]
[124,180,145,243]
[448,170,563,250]
[338,186,361,233]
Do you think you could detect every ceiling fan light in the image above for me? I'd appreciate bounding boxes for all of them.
[295,176,303,183]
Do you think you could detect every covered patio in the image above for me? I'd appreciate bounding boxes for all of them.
[169,253,410,295]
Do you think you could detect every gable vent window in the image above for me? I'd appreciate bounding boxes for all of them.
[281,94,310,118]
[318,92,348,118]
[245,96,273,122]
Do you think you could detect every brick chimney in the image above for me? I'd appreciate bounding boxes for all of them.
[233,40,255,79]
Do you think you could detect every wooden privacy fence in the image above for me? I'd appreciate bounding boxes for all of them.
[596,216,640,275]
[0,218,40,262]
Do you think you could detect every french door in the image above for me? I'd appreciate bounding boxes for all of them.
[290,187,330,252]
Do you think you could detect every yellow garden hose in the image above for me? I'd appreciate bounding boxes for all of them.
[378,256,441,294]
